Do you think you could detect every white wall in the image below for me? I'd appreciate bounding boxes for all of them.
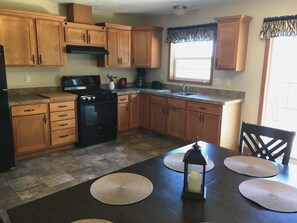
[0,0,145,89]
[144,0,297,124]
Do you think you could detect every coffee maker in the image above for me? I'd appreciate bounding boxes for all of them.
[134,68,145,88]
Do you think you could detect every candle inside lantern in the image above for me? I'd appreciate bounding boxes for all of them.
[188,171,201,193]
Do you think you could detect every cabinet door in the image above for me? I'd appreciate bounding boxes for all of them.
[215,22,239,70]
[167,106,185,139]
[202,113,221,145]
[107,28,120,66]
[129,94,140,129]
[12,113,49,155]
[118,30,131,67]
[65,27,87,44]
[150,103,166,134]
[132,31,151,67]
[117,102,130,132]
[140,94,150,129]
[185,109,204,142]
[88,30,106,46]
[0,15,36,66]
[36,19,65,66]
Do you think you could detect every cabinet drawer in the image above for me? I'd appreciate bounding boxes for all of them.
[51,119,76,131]
[51,128,76,145]
[167,98,186,109]
[150,95,166,105]
[11,104,48,117]
[50,110,75,121]
[118,95,129,103]
[187,101,222,115]
[50,101,75,112]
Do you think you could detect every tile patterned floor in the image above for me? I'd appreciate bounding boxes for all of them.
[0,130,185,223]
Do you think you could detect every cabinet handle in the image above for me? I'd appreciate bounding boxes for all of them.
[129,96,133,102]
[58,114,67,117]
[126,103,129,111]
[199,107,207,110]
[88,34,91,43]
[24,109,35,112]
[59,134,69,138]
[167,108,169,115]
[120,58,123,64]
[120,98,126,101]
[58,105,67,108]
[59,123,68,127]
[202,114,205,123]
[32,54,35,64]
[117,58,120,64]
[199,114,202,122]
[215,58,218,67]
[43,114,47,124]
[83,34,86,43]
[39,55,42,64]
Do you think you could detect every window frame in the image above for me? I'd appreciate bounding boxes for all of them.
[167,41,216,85]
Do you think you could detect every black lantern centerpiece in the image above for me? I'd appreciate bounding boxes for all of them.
[182,138,207,200]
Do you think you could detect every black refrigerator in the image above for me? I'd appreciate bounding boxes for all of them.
[0,44,15,172]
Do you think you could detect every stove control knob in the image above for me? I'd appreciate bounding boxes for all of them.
[91,96,96,100]
[81,96,87,101]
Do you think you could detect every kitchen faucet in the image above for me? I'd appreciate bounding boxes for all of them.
[180,82,186,93]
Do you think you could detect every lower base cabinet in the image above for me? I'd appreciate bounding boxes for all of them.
[11,103,50,156]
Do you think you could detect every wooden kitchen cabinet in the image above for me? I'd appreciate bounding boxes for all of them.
[167,98,186,139]
[150,95,185,139]
[185,102,221,145]
[185,101,242,150]
[215,15,252,71]
[0,9,65,66]
[97,23,131,67]
[140,93,150,129]
[11,103,50,156]
[117,94,140,132]
[49,101,77,146]
[150,95,167,135]
[131,26,163,68]
[64,22,106,46]
[117,95,130,132]
[129,94,140,129]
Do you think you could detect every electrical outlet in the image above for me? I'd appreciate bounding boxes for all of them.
[24,75,31,83]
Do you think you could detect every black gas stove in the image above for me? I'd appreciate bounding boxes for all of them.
[62,75,117,147]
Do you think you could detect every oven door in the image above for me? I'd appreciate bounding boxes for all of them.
[78,99,117,147]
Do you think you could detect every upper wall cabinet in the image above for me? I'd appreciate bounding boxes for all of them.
[215,15,252,71]
[0,9,65,67]
[97,23,131,68]
[131,26,163,68]
[64,22,106,47]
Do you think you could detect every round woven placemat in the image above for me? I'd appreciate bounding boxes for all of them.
[163,153,214,173]
[239,179,297,212]
[90,173,153,205]
[224,156,279,177]
[71,219,112,223]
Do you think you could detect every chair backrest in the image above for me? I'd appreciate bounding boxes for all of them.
[239,122,296,165]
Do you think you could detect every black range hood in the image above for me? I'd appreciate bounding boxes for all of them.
[66,44,109,55]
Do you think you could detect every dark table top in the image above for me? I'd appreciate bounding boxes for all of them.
[7,142,297,223]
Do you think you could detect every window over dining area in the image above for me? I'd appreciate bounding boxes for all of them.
[166,23,217,85]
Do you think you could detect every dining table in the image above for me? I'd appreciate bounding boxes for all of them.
[7,142,297,223]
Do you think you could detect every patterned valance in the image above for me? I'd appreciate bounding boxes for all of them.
[165,23,217,43]
[260,15,297,39]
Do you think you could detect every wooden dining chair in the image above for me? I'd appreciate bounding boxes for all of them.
[239,122,296,165]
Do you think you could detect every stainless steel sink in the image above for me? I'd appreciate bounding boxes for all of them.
[171,92,196,96]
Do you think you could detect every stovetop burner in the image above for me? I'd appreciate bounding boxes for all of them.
[62,75,117,102]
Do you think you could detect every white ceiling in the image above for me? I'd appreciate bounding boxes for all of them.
[49,0,246,16]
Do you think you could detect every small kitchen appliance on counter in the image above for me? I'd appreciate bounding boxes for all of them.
[134,68,145,88]
[118,78,127,88]
[152,81,163,89]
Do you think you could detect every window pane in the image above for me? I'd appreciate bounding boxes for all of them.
[169,41,214,84]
